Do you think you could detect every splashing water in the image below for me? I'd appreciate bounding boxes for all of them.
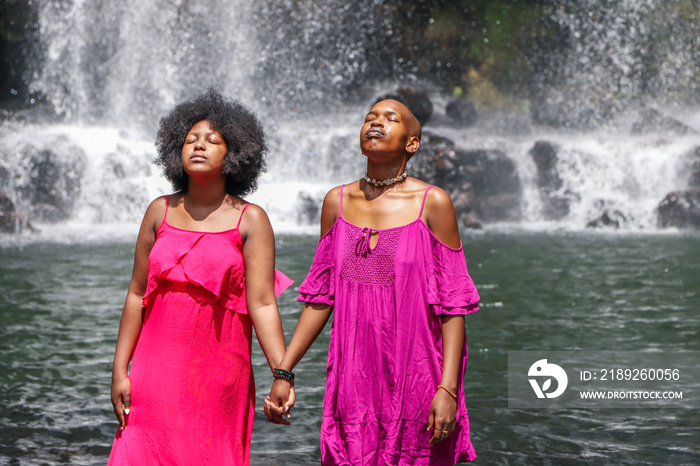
[1,0,699,242]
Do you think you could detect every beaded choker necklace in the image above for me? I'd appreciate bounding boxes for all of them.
[363,171,408,187]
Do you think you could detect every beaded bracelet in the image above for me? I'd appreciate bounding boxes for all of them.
[273,368,295,381]
[437,385,458,400]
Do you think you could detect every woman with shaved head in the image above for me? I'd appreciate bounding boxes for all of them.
[268,99,480,465]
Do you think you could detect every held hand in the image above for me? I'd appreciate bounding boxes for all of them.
[111,375,131,431]
[264,378,296,425]
[426,388,457,445]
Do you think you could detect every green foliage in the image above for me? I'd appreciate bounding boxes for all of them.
[385,0,555,107]
[0,0,32,41]
[0,0,40,104]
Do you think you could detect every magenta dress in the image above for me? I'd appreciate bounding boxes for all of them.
[108,199,293,465]
[298,186,480,465]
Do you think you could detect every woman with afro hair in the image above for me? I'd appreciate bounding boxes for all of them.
[108,90,295,465]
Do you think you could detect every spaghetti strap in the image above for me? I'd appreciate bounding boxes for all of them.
[339,184,345,218]
[418,185,434,219]
[163,195,170,223]
[236,203,250,229]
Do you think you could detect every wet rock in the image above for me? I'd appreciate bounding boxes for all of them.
[0,191,16,232]
[409,131,521,226]
[529,141,572,220]
[458,213,482,230]
[376,87,433,126]
[530,141,560,187]
[657,189,700,229]
[0,191,34,234]
[296,191,321,225]
[631,108,698,135]
[445,98,477,127]
[0,164,9,190]
[586,210,627,229]
[15,142,87,223]
[409,132,459,181]
[105,152,152,179]
[683,146,700,188]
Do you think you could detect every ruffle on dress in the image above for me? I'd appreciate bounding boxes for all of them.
[297,224,336,306]
[423,229,480,315]
[142,226,292,313]
[297,219,479,315]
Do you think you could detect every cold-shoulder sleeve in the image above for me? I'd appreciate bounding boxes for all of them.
[297,227,336,306]
[426,236,480,315]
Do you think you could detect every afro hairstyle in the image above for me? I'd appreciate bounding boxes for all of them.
[155,89,267,197]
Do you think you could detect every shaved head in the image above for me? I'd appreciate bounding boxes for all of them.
[374,99,422,141]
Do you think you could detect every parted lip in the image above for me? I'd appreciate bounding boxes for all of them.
[365,128,385,138]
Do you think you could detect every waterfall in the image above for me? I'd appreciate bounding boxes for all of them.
[1,0,699,241]
[33,0,259,126]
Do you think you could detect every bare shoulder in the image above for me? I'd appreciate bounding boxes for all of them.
[424,185,455,213]
[146,194,169,212]
[143,195,169,231]
[238,202,274,244]
[323,185,343,207]
[423,186,461,248]
[320,183,351,235]
[322,183,352,216]
[239,202,271,227]
[406,176,432,189]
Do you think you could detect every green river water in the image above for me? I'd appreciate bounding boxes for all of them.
[1,232,698,465]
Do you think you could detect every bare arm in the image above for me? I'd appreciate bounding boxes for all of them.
[276,302,333,372]
[422,185,465,394]
[240,204,288,371]
[427,314,465,444]
[240,204,297,425]
[265,189,340,420]
[276,187,339,370]
[422,187,466,443]
[111,197,164,430]
[264,301,332,424]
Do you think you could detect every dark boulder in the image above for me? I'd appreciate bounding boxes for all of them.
[682,146,700,188]
[529,141,575,220]
[632,108,698,136]
[0,191,34,234]
[657,189,700,229]
[586,210,627,229]
[0,163,9,190]
[409,132,459,187]
[530,141,560,188]
[458,213,482,230]
[0,191,17,233]
[16,142,87,223]
[409,131,521,226]
[376,87,433,126]
[296,191,321,225]
[445,98,477,127]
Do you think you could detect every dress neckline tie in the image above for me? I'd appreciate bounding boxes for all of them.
[356,227,376,257]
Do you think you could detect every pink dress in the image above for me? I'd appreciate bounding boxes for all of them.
[108,199,292,465]
[298,185,480,465]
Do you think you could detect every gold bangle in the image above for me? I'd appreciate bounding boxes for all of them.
[438,385,458,400]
